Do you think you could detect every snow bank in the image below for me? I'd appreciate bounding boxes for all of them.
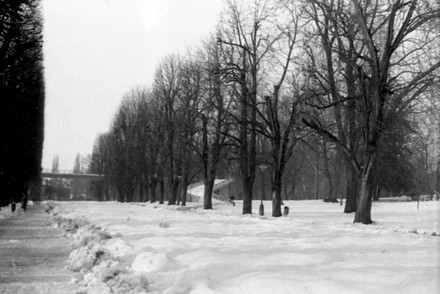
[44,201,150,294]
[47,200,440,294]
[0,206,13,220]
[0,200,38,219]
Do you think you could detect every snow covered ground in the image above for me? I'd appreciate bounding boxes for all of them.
[44,195,439,294]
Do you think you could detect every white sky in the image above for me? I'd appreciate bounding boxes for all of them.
[42,0,224,170]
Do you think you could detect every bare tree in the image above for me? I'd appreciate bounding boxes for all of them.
[108,93,140,202]
[303,0,440,223]
[302,0,365,212]
[195,38,232,209]
[90,133,112,201]
[135,89,165,203]
[176,55,205,206]
[259,1,304,216]
[218,0,291,214]
[350,0,440,223]
[153,55,183,205]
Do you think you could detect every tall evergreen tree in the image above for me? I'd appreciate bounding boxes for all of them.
[0,0,45,206]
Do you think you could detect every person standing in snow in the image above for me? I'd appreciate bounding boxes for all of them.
[11,199,16,212]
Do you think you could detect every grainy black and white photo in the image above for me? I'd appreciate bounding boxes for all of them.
[1,0,439,293]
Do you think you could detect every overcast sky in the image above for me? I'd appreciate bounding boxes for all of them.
[42,0,224,170]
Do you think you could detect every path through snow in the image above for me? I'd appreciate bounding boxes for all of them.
[0,204,77,294]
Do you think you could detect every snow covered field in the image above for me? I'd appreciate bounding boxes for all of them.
[42,196,440,294]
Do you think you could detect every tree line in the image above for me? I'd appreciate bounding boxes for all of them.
[0,0,45,206]
[89,0,440,224]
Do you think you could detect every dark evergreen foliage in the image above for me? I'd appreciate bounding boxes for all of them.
[0,0,45,206]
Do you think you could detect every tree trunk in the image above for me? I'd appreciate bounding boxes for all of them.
[272,168,283,217]
[329,168,340,203]
[203,177,215,210]
[150,177,157,203]
[272,192,282,217]
[354,177,372,224]
[323,171,335,203]
[344,162,358,213]
[238,48,257,215]
[372,185,380,202]
[261,170,266,201]
[314,169,320,200]
[139,182,145,202]
[126,182,136,203]
[181,175,188,207]
[159,178,164,204]
[436,160,440,192]
[105,180,110,201]
[117,188,125,202]
[168,177,180,205]
[354,154,375,224]
[242,176,253,214]
[145,183,151,202]
[322,146,336,203]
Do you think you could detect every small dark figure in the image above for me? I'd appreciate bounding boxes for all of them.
[259,202,264,216]
[11,201,16,212]
[21,195,28,212]
[283,206,289,216]
[228,195,235,206]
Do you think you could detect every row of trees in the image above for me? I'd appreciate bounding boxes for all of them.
[0,0,45,206]
[90,0,440,224]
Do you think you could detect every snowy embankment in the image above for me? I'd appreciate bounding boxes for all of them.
[44,195,440,294]
[0,207,13,220]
